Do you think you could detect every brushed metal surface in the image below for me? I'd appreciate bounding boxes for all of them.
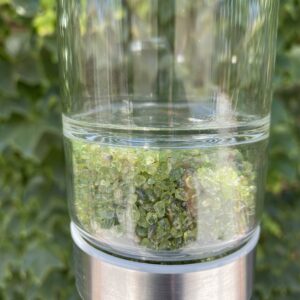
[71,223,259,300]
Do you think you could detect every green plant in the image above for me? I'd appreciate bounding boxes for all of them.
[0,1,78,299]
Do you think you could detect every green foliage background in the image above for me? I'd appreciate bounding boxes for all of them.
[0,0,299,299]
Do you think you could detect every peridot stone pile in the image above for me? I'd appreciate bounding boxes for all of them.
[71,140,256,252]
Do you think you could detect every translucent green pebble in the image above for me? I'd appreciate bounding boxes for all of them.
[71,140,256,251]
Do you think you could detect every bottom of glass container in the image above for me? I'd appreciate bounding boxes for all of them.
[73,222,258,263]
[72,222,258,299]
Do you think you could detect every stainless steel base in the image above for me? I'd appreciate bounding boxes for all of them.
[71,223,259,300]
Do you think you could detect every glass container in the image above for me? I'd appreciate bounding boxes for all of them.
[58,0,279,262]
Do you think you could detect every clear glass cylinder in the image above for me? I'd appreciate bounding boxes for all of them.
[58,0,279,262]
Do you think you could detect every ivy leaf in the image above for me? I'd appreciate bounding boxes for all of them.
[0,251,15,288]
[0,98,28,120]
[22,244,64,285]
[0,0,9,5]
[0,59,16,95]
[286,46,300,86]
[0,121,49,158]
[35,272,80,300]
[12,0,39,17]
[16,55,44,85]
[34,9,56,36]
[5,31,31,58]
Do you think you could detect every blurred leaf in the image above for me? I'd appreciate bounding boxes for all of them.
[0,121,57,158]
[12,0,39,17]
[0,99,28,120]
[0,252,14,288]
[0,59,16,95]
[34,9,56,36]
[22,244,64,284]
[262,214,282,238]
[5,31,31,58]
[16,55,44,85]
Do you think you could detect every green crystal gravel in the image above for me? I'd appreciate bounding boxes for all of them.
[70,139,256,252]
